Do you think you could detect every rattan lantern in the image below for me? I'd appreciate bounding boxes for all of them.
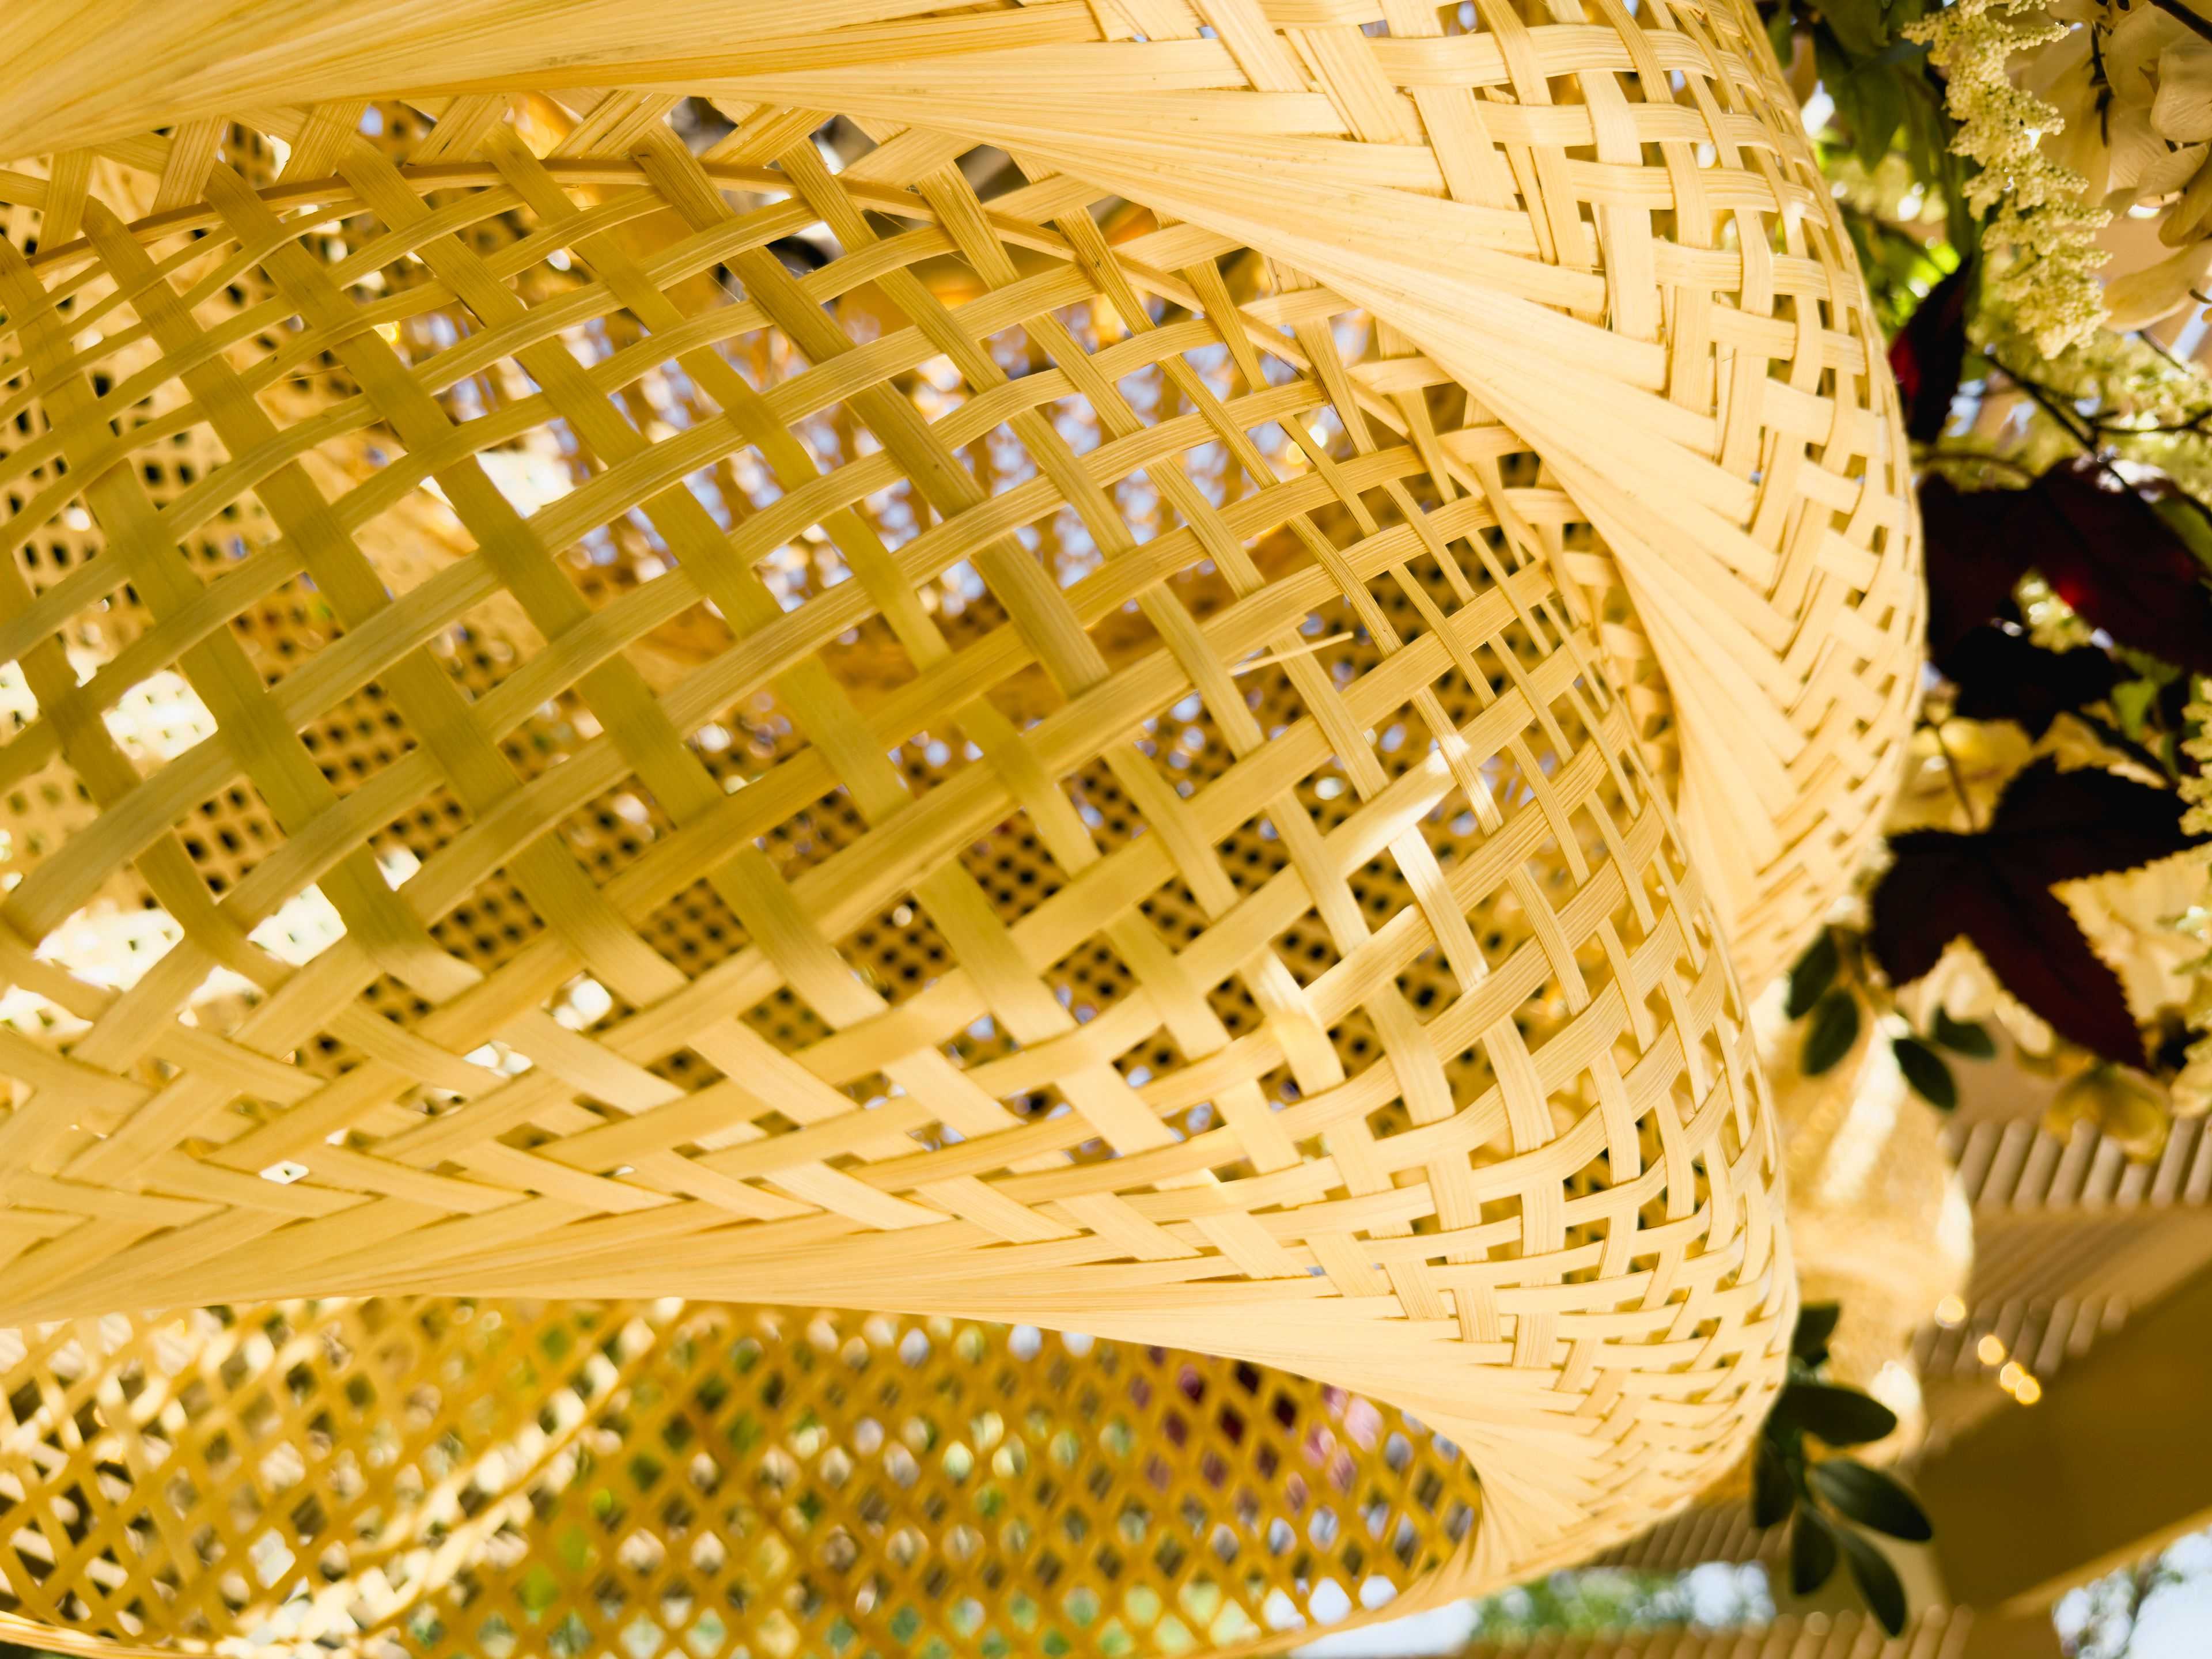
[0,0,1922,1650]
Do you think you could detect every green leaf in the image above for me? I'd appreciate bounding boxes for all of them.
[1791,1508,1840,1597]
[1786,931,1840,1019]
[1812,1460,1935,1542]
[2113,677,2160,742]
[1792,1301,1843,1365]
[1893,1036,1959,1109]
[1767,4,1797,70]
[1778,1381,1900,1446]
[1802,991,1861,1077]
[1852,69,1907,170]
[1840,1527,1910,1637]
[1753,1437,1797,1528]
[1821,0,1891,56]
[1816,25,1907,171]
[2114,647,2184,687]
[1933,1009,1997,1059]
[1812,31,1853,120]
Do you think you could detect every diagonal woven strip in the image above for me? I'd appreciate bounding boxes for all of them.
[0,0,1927,989]
[0,0,1932,1639]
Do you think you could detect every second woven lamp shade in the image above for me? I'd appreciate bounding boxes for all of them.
[0,0,1919,1652]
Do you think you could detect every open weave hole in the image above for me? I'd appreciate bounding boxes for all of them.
[0,40,1800,1654]
[0,1300,1486,1659]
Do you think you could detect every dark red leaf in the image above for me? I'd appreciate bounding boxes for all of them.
[1965,881,2135,1061]
[1867,831,1981,985]
[1890,265,1972,442]
[1982,760,2203,885]
[1941,625,2119,737]
[1918,476,2028,660]
[1873,838,2142,1062]
[1920,463,2212,674]
[1868,761,2207,1066]
[2029,461,2212,674]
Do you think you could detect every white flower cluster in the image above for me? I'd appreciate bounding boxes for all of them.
[1907,0,2112,354]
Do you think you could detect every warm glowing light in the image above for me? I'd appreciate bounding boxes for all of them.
[1976,1334,2007,1366]
[1934,1296,1967,1328]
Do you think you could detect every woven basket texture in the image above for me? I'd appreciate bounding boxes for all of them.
[0,0,1929,988]
[0,0,1928,1643]
[0,1300,1492,1659]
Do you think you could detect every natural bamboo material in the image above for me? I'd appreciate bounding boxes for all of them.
[0,0,1922,1645]
[0,1300,1491,1658]
[0,0,1927,988]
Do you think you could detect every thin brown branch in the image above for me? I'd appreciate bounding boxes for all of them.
[2150,0,2212,49]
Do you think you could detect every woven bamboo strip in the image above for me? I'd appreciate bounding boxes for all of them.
[0,0,1924,986]
[0,0,1923,1642]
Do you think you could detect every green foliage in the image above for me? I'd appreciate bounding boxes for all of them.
[1777,1381,1901,1447]
[1754,1438,1796,1528]
[1893,1034,1958,1109]
[1749,1303,1933,1637]
[1802,991,1862,1076]
[1785,930,1840,1019]
[2114,677,2162,743]
[1818,31,1906,171]
[1792,1301,1843,1365]
[2153,491,2212,574]
[2055,1520,2212,1656]
[1791,1507,1841,1597]
[1764,0,1972,272]
[1463,1565,1772,1641]
[1840,1528,1910,1635]
[1847,207,1964,336]
[1933,1009,1996,1059]
[1779,916,1980,1112]
[1812,1460,1935,1541]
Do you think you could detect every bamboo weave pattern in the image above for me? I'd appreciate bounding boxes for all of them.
[0,0,1927,1642]
[0,0,1927,986]
[0,1301,1487,1658]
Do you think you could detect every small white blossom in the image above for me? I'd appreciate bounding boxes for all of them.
[1908,0,2109,351]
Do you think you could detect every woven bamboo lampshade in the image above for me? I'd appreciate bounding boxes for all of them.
[0,0,1928,990]
[0,0,1922,1648]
